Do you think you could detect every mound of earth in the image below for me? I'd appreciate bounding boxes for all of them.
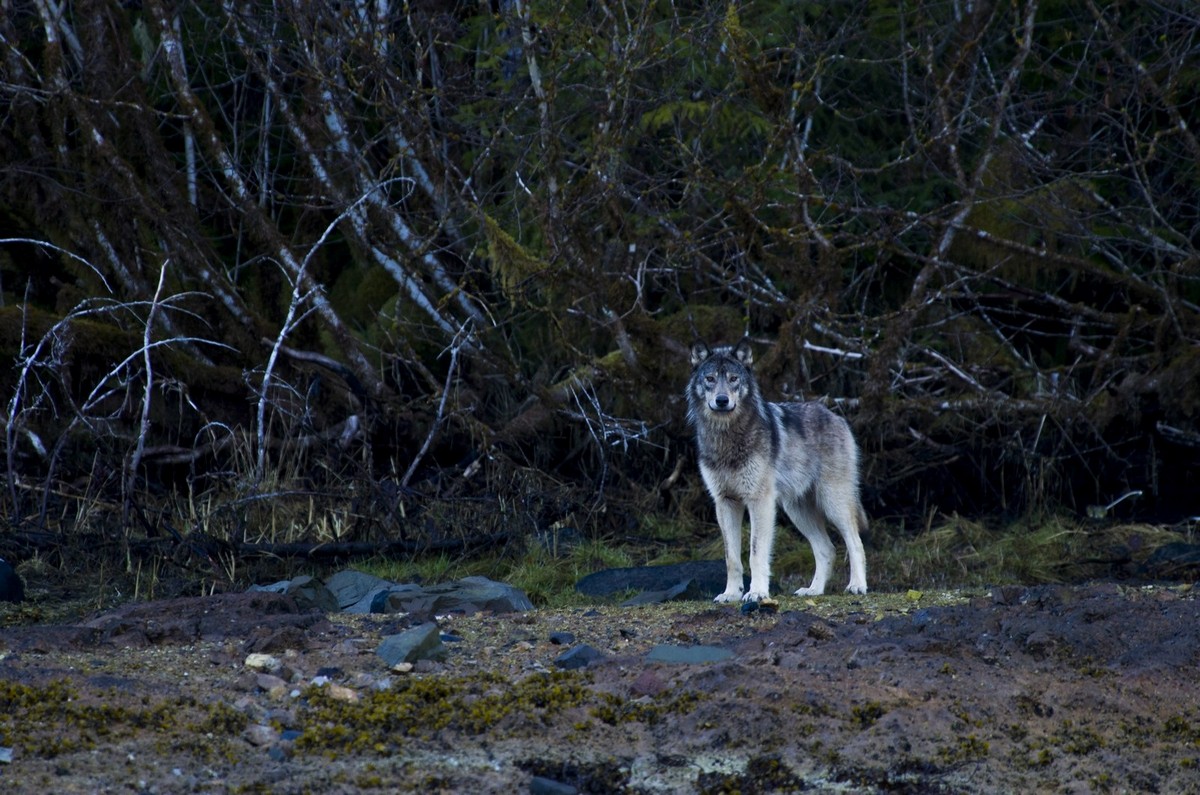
[1,582,1197,793]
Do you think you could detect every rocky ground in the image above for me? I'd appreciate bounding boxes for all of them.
[1,580,1199,794]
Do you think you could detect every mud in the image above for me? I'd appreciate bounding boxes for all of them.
[1,583,1197,793]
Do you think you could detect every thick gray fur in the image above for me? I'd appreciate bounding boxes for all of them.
[687,340,869,602]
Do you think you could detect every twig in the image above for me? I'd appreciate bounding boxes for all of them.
[124,260,170,528]
[401,325,469,488]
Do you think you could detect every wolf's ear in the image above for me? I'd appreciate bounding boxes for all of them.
[733,338,753,365]
[690,342,711,366]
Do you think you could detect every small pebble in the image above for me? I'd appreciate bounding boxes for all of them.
[244,724,278,747]
[326,684,359,702]
[243,653,282,673]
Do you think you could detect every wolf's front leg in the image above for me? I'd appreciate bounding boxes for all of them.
[712,498,745,603]
[744,497,777,602]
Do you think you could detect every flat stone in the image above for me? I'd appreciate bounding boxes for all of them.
[530,775,579,795]
[645,644,733,665]
[576,561,745,600]
[621,579,702,606]
[553,644,604,670]
[324,570,396,610]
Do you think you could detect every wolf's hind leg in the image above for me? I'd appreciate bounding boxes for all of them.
[783,500,834,596]
[712,498,746,603]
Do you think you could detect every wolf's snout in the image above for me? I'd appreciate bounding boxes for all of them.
[712,393,732,411]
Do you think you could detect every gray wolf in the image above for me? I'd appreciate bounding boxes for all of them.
[687,340,868,602]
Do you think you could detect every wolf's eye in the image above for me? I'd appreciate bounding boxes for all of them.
[728,375,738,384]
[704,375,716,385]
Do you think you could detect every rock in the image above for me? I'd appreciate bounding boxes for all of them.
[360,586,422,614]
[553,644,604,670]
[0,559,24,603]
[339,584,420,614]
[255,673,288,694]
[645,644,734,665]
[349,577,532,617]
[620,579,703,606]
[324,569,395,610]
[325,683,359,703]
[244,653,283,673]
[575,561,743,599]
[247,579,292,595]
[548,631,575,645]
[411,576,534,614]
[247,576,338,612]
[283,576,340,613]
[376,623,447,667]
[244,724,279,747]
[530,776,579,795]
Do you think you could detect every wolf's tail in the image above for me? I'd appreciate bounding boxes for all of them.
[857,504,869,534]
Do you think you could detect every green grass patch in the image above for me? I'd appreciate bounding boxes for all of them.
[346,513,1186,608]
[871,515,1187,590]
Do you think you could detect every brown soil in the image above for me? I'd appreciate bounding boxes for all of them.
[1,582,1198,793]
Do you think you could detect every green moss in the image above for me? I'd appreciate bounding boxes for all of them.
[590,690,703,726]
[0,679,187,759]
[1049,719,1105,755]
[697,754,805,794]
[937,734,989,764]
[295,671,592,752]
[293,671,705,755]
[196,701,249,735]
[1161,714,1200,744]
[850,701,886,729]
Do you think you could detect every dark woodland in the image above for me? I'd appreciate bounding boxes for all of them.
[0,0,1197,583]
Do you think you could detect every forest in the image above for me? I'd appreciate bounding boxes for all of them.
[0,0,1197,591]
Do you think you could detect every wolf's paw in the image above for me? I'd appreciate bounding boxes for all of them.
[713,590,743,604]
[845,582,868,595]
[742,589,769,603]
[793,585,825,597]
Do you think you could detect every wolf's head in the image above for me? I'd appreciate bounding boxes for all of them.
[688,339,755,416]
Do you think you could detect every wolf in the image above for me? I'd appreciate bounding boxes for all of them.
[687,339,868,602]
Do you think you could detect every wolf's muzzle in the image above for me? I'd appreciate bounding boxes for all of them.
[710,394,734,411]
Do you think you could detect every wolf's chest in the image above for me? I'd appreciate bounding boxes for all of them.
[699,453,774,501]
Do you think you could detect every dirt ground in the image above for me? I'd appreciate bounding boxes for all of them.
[1,581,1198,794]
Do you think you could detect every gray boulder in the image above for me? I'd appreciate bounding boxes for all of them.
[324,569,395,610]
[376,623,447,667]
[372,576,533,616]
